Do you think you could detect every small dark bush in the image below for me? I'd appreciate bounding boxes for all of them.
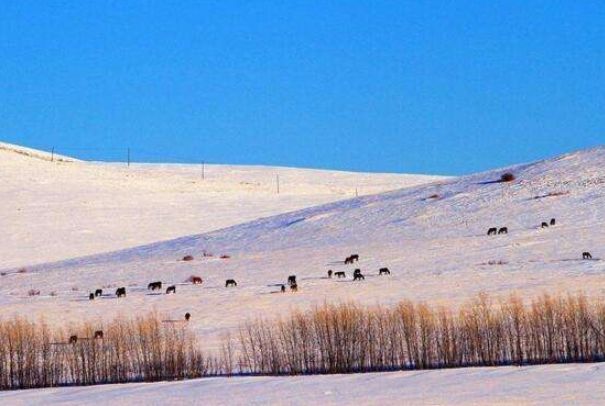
[18,268,27,274]
[500,172,515,182]
[28,289,40,296]
[183,255,194,261]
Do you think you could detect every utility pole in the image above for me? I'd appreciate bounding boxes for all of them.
[201,161,205,180]
[51,147,55,162]
[127,148,130,167]
[276,174,280,194]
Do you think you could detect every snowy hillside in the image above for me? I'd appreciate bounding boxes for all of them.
[2,146,604,354]
[2,363,604,405]
[0,141,440,269]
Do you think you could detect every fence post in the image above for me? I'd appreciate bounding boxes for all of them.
[202,161,205,180]
[276,174,280,194]
[127,148,130,167]
[51,147,55,162]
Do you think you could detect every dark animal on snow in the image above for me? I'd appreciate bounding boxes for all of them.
[89,293,95,300]
[541,222,549,228]
[95,289,102,297]
[94,331,104,339]
[69,335,78,345]
[288,275,297,286]
[550,218,556,226]
[280,285,286,293]
[353,268,362,276]
[487,227,497,236]
[583,252,593,260]
[225,279,237,287]
[116,287,126,298]
[327,270,333,278]
[498,227,508,235]
[183,255,194,261]
[353,273,365,281]
[148,281,162,291]
[185,312,191,321]
[166,285,176,294]
[290,283,298,292]
[345,254,360,264]
[335,271,346,278]
[379,267,391,275]
[191,276,203,285]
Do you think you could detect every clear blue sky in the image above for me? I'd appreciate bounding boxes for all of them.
[1,1,603,175]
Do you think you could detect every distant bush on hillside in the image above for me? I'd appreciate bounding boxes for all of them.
[500,172,515,182]
[182,255,194,261]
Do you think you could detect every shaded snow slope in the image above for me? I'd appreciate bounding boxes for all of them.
[0,142,440,268]
[2,363,603,405]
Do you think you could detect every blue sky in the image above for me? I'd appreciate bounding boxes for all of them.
[1,1,603,175]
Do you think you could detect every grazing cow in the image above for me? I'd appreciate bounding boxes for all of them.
[327,270,333,278]
[69,335,78,345]
[487,227,497,236]
[148,281,162,291]
[89,293,95,300]
[541,222,549,228]
[191,277,203,285]
[353,273,365,281]
[498,227,508,235]
[344,254,360,264]
[379,267,391,275]
[335,271,346,278]
[280,284,286,293]
[185,312,191,321]
[290,283,298,292]
[550,218,556,226]
[95,289,103,297]
[583,252,593,260]
[116,287,126,298]
[166,285,176,294]
[183,255,194,261]
[353,268,362,276]
[225,279,237,287]
[94,330,104,339]
[288,275,297,286]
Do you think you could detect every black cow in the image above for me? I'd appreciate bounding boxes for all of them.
[94,330,104,339]
[191,276,203,285]
[148,281,162,291]
[353,268,362,276]
[498,227,508,235]
[327,270,333,278]
[185,312,191,321]
[353,273,365,281]
[541,222,549,228]
[280,284,286,293]
[95,289,103,297]
[550,218,556,226]
[166,285,176,294]
[583,252,593,260]
[345,254,360,264]
[290,283,298,292]
[487,227,497,236]
[335,271,346,278]
[116,287,126,298]
[379,267,391,275]
[225,279,237,287]
[69,335,78,345]
[288,275,297,286]
[89,293,95,300]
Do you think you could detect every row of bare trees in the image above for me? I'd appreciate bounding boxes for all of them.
[2,293,605,389]
[235,293,605,374]
[0,314,219,390]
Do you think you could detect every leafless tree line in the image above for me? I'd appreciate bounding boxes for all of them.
[2,292,605,390]
[235,293,605,374]
[0,314,219,390]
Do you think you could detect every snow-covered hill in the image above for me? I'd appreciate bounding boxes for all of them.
[2,146,604,355]
[0,141,440,269]
[2,363,603,405]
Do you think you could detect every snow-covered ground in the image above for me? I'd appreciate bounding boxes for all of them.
[0,141,440,269]
[2,141,605,403]
[2,363,603,405]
